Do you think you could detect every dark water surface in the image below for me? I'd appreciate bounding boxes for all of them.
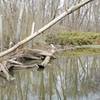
[0,53,100,100]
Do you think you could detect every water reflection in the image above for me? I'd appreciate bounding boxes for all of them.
[0,54,100,100]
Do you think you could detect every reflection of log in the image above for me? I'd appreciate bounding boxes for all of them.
[0,45,56,80]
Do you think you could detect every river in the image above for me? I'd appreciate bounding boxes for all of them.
[0,52,100,100]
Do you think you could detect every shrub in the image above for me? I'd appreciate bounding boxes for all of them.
[46,32,100,45]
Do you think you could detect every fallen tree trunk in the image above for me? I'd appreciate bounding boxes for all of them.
[0,0,94,57]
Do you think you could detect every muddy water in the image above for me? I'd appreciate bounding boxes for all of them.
[0,53,100,100]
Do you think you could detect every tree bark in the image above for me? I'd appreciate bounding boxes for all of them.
[0,0,94,57]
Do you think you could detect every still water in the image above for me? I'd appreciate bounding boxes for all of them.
[0,53,100,100]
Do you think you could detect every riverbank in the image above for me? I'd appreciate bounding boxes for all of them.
[46,32,100,45]
[45,32,100,55]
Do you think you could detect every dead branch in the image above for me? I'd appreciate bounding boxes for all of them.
[0,0,94,57]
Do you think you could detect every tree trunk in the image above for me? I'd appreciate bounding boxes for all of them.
[15,1,24,43]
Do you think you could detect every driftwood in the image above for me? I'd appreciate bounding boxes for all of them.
[0,0,93,57]
[0,45,56,80]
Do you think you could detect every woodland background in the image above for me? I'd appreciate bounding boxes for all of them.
[0,0,100,50]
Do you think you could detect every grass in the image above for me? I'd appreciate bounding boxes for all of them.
[46,32,100,45]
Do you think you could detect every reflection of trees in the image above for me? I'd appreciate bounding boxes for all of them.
[39,71,45,100]
[53,55,100,100]
[0,55,100,100]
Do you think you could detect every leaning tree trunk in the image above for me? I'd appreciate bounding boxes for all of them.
[0,0,94,57]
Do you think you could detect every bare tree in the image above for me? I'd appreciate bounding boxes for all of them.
[1,0,100,53]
